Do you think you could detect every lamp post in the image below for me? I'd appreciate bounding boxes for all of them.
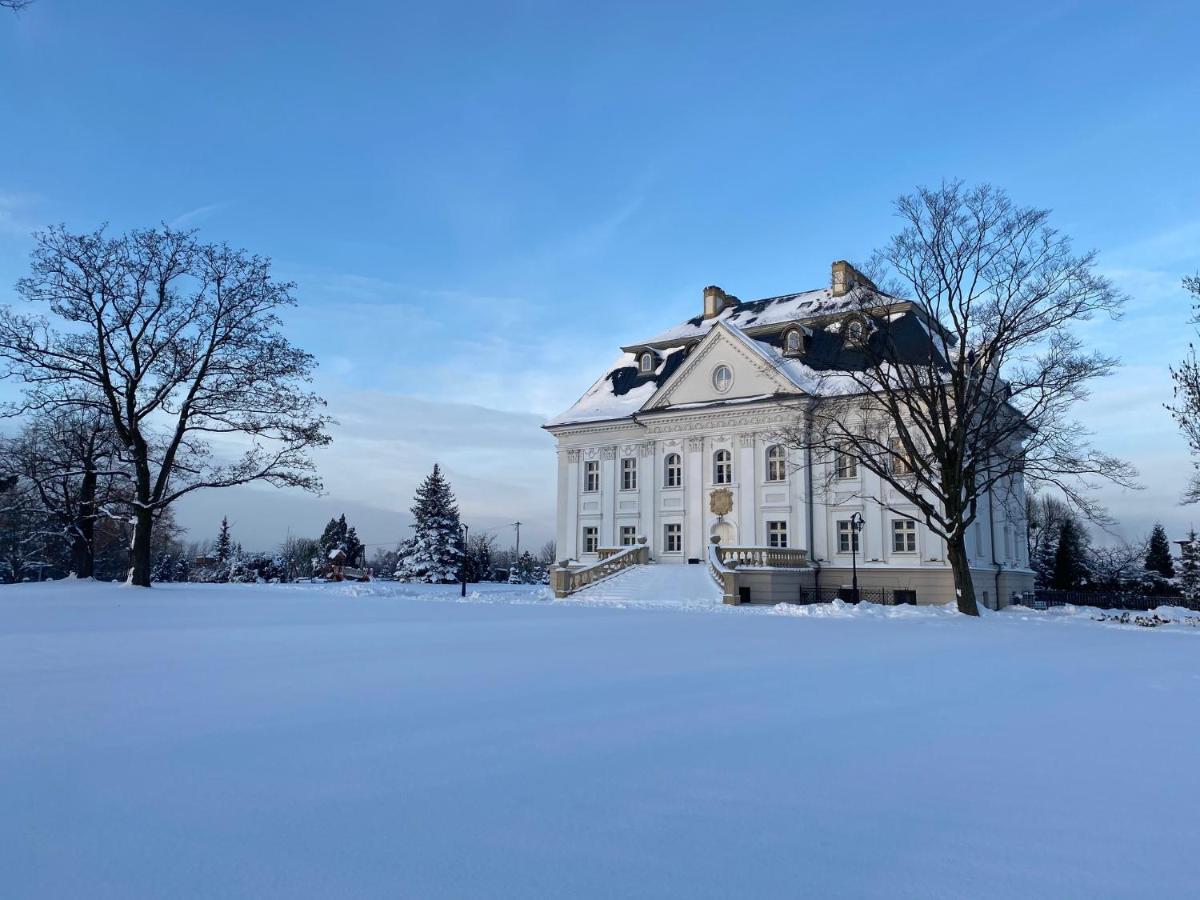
[460,523,470,598]
[849,511,864,602]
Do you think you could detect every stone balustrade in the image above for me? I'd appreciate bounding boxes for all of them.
[551,543,648,598]
[715,545,809,569]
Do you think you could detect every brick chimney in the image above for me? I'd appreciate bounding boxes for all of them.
[830,260,877,297]
[703,285,737,319]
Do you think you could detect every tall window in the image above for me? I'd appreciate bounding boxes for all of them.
[785,329,803,354]
[639,352,654,374]
[892,519,917,553]
[713,449,732,484]
[663,453,682,488]
[582,526,599,554]
[835,449,858,479]
[767,520,788,548]
[620,525,637,546]
[889,437,913,475]
[766,444,787,482]
[663,523,682,553]
[621,457,637,491]
[583,460,599,492]
[837,520,860,554]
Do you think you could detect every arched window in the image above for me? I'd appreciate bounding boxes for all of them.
[663,453,682,488]
[639,352,655,374]
[784,329,803,355]
[713,449,732,484]
[844,316,867,347]
[766,444,787,482]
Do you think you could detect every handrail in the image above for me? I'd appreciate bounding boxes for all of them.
[707,543,739,604]
[551,544,648,597]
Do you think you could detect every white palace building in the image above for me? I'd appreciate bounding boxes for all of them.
[544,261,1035,608]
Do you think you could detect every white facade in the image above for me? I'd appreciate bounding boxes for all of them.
[545,273,1034,604]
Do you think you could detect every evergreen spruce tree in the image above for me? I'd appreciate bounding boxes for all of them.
[320,515,347,556]
[1031,528,1058,588]
[1145,523,1176,578]
[344,525,364,567]
[174,556,191,583]
[1179,530,1200,602]
[151,552,174,583]
[1051,519,1091,590]
[396,464,461,583]
[516,550,538,584]
[215,517,233,564]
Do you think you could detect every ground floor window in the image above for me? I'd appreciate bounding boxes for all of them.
[892,518,917,553]
[837,520,860,554]
[663,523,682,553]
[582,526,599,554]
[620,525,637,546]
[894,589,917,605]
[767,520,788,548]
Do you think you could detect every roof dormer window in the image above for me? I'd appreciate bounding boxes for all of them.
[638,351,655,374]
[784,328,805,356]
[843,315,868,348]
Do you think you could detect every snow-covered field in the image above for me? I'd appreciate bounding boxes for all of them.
[2,579,1198,899]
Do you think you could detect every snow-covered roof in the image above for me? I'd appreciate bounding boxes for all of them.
[627,287,894,349]
[545,287,937,429]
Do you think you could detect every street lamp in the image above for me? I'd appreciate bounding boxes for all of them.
[459,523,470,598]
[849,511,865,602]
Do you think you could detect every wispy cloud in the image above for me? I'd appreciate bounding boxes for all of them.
[168,201,232,228]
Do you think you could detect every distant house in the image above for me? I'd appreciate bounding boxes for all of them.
[323,547,370,582]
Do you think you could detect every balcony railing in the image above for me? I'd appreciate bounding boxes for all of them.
[714,545,809,569]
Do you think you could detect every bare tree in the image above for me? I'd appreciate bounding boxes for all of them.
[537,540,556,567]
[779,183,1135,615]
[1168,275,1200,503]
[0,225,331,586]
[1,1,35,11]
[2,410,128,578]
[1087,539,1150,590]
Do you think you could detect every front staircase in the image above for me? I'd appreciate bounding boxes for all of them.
[567,562,723,608]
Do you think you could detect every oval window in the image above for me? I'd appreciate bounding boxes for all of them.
[712,364,733,393]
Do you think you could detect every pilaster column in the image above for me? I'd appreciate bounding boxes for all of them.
[738,433,756,546]
[687,436,705,558]
[638,442,656,554]
[788,443,809,554]
[565,449,580,558]
[600,445,617,547]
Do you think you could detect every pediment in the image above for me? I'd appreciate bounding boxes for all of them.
[643,323,799,411]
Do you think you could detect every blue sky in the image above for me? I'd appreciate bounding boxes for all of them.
[1,0,1198,552]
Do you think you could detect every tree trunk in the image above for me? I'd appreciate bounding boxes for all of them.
[129,507,154,587]
[946,535,980,616]
[69,530,94,579]
[70,468,97,579]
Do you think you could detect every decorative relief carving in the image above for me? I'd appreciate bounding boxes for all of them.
[687,437,705,452]
[584,447,600,461]
[566,449,581,463]
[638,442,656,458]
[644,410,794,435]
[600,446,618,460]
[709,488,734,517]
[739,433,757,448]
